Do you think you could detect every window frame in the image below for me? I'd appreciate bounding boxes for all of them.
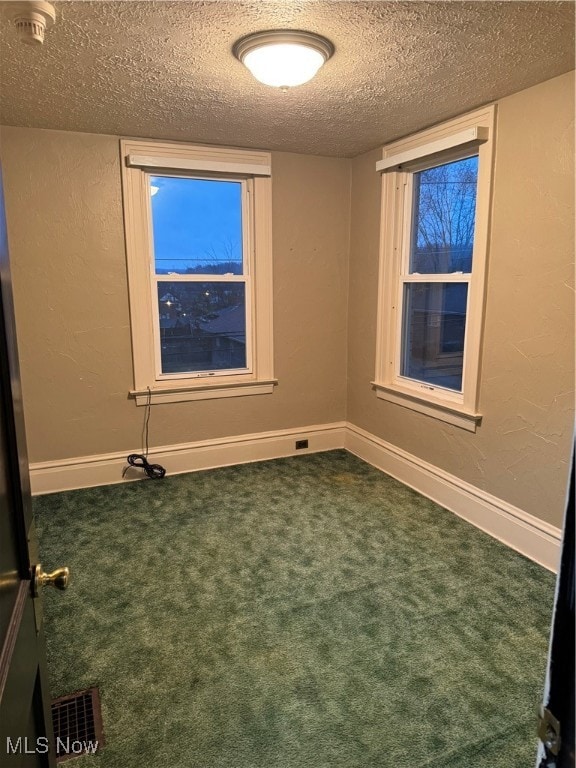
[120,140,275,405]
[150,174,253,382]
[373,106,496,432]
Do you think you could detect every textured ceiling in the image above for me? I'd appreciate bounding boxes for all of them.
[0,1,574,157]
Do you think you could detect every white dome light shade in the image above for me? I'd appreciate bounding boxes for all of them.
[243,43,325,88]
[234,31,334,89]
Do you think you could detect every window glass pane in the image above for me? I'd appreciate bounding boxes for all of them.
[409,156,478,274]
[401,282,468,392]
[157,281,246,373]
[150,177,243,275]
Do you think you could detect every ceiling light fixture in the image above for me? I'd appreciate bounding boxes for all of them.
[233,30,334,89]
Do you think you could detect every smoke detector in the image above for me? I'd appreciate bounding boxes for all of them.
[11,1,56,45]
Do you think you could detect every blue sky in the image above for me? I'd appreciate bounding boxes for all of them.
[150,176,242,273]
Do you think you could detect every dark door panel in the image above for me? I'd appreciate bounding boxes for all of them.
[0,162,56,766]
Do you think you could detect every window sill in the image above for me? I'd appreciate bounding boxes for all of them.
[130,379,277,405]
[372,382,482,432]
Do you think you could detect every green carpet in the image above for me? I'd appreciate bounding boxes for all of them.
[33,450,554,767]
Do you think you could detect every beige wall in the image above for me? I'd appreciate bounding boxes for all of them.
[347,71,575,528]
[1,71,573,528]
[0,128,350,462]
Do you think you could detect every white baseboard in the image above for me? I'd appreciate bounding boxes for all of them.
[345,423,562,572]
[30,419,562,572]
[29,422,347,495]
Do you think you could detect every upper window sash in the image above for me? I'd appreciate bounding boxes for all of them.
[145,172,252,278]
[400,150,479,278]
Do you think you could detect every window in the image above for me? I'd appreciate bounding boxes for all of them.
[120,140,274,404]
[374,107,496,431]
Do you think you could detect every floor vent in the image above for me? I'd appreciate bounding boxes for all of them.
[51,687,104,762]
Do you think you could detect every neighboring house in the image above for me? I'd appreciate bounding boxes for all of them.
[160,305,246,372]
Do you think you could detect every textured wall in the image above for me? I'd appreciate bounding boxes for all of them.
[347,71,575,528]
[1,72,573,527]
[0,128,350,461]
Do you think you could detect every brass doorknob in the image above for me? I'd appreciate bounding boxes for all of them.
[33,564,70,594]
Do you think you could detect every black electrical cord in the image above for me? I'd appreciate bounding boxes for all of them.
[123,387,166,479]
[124,452,166,479]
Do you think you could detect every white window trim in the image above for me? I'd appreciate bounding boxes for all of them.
[120,139,275,405]
[373,106,496,432]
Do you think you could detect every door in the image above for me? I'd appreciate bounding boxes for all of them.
[537,453,575,768]
[0,165,58,766]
